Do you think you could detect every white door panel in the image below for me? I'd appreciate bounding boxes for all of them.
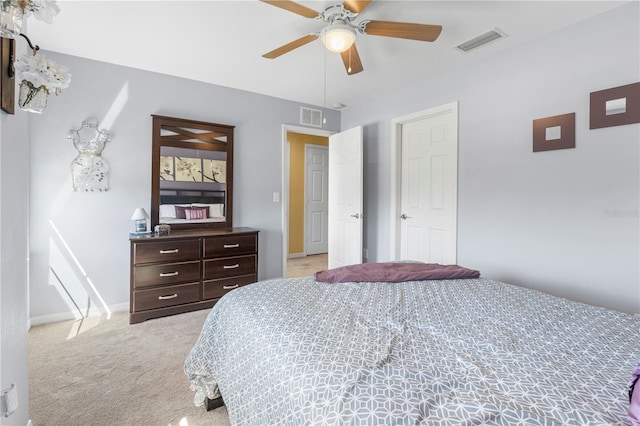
[328,126,363,269]
[305,146,328,255]
[399,105,458,264]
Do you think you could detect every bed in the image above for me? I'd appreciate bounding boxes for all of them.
[159,191,226,224]
[184,262,640,425]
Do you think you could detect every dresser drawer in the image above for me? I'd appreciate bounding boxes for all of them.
[203,255,256,280]
[203,274,257,300]
[130,228,258,324]
[133,282,200,312]
[203,234,257,258]
[132,239,200,264]
[133,261,200,288]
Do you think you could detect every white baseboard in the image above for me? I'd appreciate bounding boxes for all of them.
[29,302,129,327]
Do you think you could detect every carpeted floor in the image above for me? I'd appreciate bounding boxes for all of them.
[29,309,231,426]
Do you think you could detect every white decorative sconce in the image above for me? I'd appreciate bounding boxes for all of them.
[0,0,60,39]
[0,0,70,114]
[14,46,71,113]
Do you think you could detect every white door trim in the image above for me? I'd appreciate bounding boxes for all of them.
[389,101,459,261]
[281,125,334,277]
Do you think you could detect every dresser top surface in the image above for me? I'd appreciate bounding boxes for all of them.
[130,227,258,242]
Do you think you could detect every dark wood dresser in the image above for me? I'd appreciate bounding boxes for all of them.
[129,227,258,324]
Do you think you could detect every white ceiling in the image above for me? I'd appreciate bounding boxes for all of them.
[27,1,627,109]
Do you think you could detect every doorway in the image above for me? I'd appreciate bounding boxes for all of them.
[282,126,333,277]
[390,102,459,263]
[282,125,364,277]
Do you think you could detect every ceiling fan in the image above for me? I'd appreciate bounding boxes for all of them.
[260,0,442,75]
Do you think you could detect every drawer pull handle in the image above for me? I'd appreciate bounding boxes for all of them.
[158,294,178,300]
[223,244,240,249]
[160,271,179,277]
[223,284,239,290]
[223,264,240,269]
[160,249,179,254]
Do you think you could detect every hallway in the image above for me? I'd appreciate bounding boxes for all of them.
[286,254,327,278]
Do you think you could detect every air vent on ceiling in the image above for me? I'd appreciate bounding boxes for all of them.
[456,28,507,52]
[300,107,322,127]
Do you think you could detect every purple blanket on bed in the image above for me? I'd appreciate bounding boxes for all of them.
[314,262,480,283]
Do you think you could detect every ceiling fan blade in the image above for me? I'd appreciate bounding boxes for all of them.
[340,44,364,75]
[363,20,442,42]
[262,34,318,59]
[259,0,319,19]
[342,0,372,14]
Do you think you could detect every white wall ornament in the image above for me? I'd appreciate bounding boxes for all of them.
[68,121,111,192]
[14,53,71,113]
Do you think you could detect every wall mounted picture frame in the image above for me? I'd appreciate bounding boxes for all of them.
[590,82,640,129]
[533,112,576,152]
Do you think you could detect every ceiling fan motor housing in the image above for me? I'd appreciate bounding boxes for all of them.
[321,20,357,53]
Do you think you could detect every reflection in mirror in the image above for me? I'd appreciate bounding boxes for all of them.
[151,115,234,230]
[158,146,227,224]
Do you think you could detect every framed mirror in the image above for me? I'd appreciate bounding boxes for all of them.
[151,115,234,230]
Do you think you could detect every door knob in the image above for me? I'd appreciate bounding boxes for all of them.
[350,213,360,219]
[400,214,411,220]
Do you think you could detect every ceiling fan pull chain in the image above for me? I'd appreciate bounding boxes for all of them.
[323,43,327,108]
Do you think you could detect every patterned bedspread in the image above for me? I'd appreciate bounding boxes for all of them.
[184,276,640,425]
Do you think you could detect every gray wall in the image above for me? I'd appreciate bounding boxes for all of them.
[27,3,639,323]
[28,54,340,322]
[0,51,30,425]
[343,3,639,314]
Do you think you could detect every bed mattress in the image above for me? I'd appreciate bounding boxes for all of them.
[185,276,639,425]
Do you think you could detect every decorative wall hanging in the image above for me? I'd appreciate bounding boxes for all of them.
[68,121,111,192]
[13,49,70,113]
[532,112,575,152]
[0,1,66,114]
[590,82,640,129]
[0,0,60,39]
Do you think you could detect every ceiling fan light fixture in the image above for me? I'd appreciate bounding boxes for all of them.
[321,22,356,53]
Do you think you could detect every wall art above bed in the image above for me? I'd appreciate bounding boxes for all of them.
[160,155,226,184]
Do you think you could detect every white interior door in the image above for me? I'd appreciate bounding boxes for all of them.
[399,104,458,264]
[305,145,328,255]
[328,126,363,269]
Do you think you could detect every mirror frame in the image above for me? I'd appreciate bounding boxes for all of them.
[150,114,234,230]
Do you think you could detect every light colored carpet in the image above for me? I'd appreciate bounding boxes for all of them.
[29,309,231,426]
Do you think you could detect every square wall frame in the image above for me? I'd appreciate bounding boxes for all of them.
[590,82,640,129]
[533,112,575,152]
